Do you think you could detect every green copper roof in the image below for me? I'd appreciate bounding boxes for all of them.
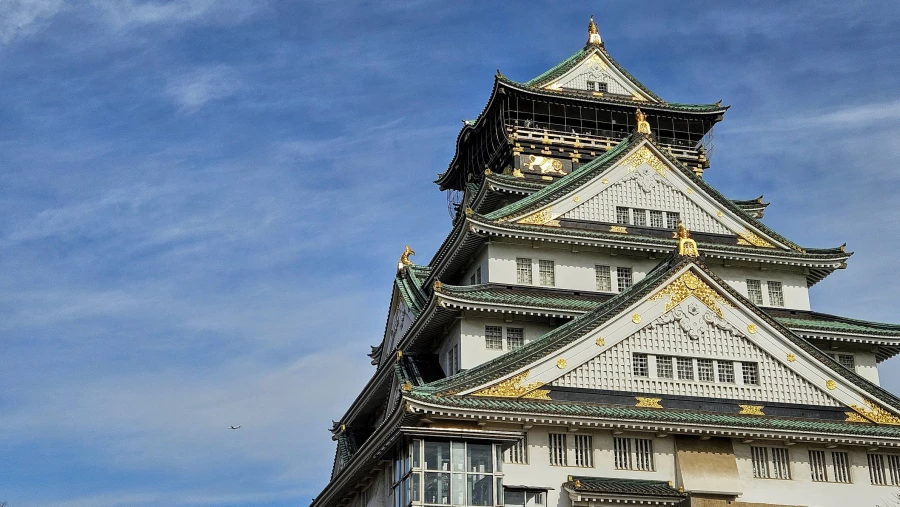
[565,476,685,499]
[776,314,900,337]
[437,283,610,312]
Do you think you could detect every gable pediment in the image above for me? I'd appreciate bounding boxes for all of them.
[542,49,657,103]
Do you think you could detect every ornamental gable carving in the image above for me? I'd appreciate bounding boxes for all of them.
[542,51,654,102]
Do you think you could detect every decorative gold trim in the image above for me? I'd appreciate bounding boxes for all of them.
[716,210,723,217]
[635,397,662,409]
[737,228,775,248]
[848,399,900,425]
[845,412,871,423]
[649,270,734,318]
[624,146,667,177]
[825,380,837,390]
[747,324,758,334]
[401,381,413,392]
[674,223,698,257]
[610,225,628,234]
[602,178,609,184]
[631,313,642,324]
[556,358,568,369]
[635,109,651,135]
[399,245,416,268]
[464,207,473,217]
[786,353,796,362]
[738,405,765,416]
[595,337,605,346]
[512,168,524,178]
[471,370,550,400]
[573,195,580,202]
[433,281,443,292]
[516,207,560,227]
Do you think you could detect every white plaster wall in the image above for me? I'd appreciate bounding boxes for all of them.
[712,265,811,311]
[437,321,462,375]
[487,241,657,292]
[458,315,555,371]
[459,249,490,286]
[732,440,897,507]
[857,352,880,385]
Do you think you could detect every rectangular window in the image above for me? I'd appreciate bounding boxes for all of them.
[504,435,527,464]
[538,260,555,287]
[752,446,790,479]
[742,362,760,385]
[485,326,503,350]
[649,210,664,228]
[634,438,654,471]
[613,437,631,470]
[516,258,532,285]
[616,207,630,225]
[632,208,647,227]
[633,353,649,377]
[506,328,524,351]
[746,279,764,305]
[656,355,674,379]
[767,281,784,307]
[697,359,714,382]
[771,447,791,479]
[869,454,900,485]
[613,437,654,471]
[832,451,851,483]
[616,267,633,291]
[837,354,855,370]
[717,361,735,383]
[475,267,482,285]
[751,446,770,478]
[574,434,593,468]
[666,212,681,229]
[453,345,460,374]
[809,450,828,482]
[446,347,456,375]
[548,433,567,466]
[586,81,596,91]
[676,357,694,380]
[595,265,612,292]
[596,82,608,93]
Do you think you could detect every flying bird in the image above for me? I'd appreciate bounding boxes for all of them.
[228,425,242,430]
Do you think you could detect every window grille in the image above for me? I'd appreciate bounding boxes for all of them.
[809,450,828,482]
[632,353,649,377]
[676,357,694,380]
[475,267,482,284]
[771,448,791,479]
[612,437,657,471]
[446,347,456,375]
[656,355,674,379]
[634,439,654,471]
[613,437,631,470]
[751,446,770,478]
[549,433,567,466]
[616,267,633,291]
[832,451,851,483]
[649,210,664,228]
[767,281,784,307]
[516,258,532,285]
[697,359,714,382]
[616,207,630,224]
[869,454,900,485]
[717,361,735,383]
[595,265,612,291]
[742,362,760,385]
[574,434,593,468]
[751,447,790,479]
[506,328,524,350]
[746,279,764,305]
[538,260,555,287]
[596,82,608,93]
[453,345,459,374]
[586,81,596,91]
[632,208,647,226]
[666,212,681,229]
[837,354,855,370]
[485,326,503,350]
[504,435,527,464]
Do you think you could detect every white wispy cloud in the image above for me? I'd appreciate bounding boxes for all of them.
[90,0,263,29]
[165,65,243,112]
[0,0,64,44]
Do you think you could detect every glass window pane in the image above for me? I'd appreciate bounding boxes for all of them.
[495,444,503,473]
[467,443,493,473]
[495,478,503,505]
[412,440,421,469]
[451,442,466,472]
[467,474,493,506]
[424,472,450,505]
[505,491,525,507]
[425,441,451,471]
[451,473,466,505]
[410,473,421,502]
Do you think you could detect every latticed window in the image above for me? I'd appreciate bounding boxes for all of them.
[504,435,527,464]
[595,265,612,291]
[539,260,555,287]
[751,446,790,479]
[506,328,524,350]
[697,359,714,382]
[616,267,633,291]
[751,446,770,478]
[516,258,532,285]
[614,438,653,471]
[613,437,631,470]
[666,212,681,229]
[616,207,630,224]
[632,208,647,226]
[742,362,760,385]
[746,279,763,305]
[868,453,900,485]
[596,82,608,93]
[485,326,503,350]
[632,353,649,377]
[771,448,791,479]
[656,355,674,379]
[717,361,735,383]
[634,439,653,471]
[549,433,567,466]
[837,354,855,370]
[832,451,851,483]
[676,357,694,380]
[574,434,593,468]
[649,210,664,228]
[586,80,596,91]
[767,280,784,307]
[809,450,828,482]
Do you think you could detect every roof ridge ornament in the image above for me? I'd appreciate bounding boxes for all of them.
[587,15,602,45]
[398,245,416,271]
[674,223,699,257]
[635,108,652,135]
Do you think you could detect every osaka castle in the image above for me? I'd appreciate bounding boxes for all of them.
[312,17,900,507]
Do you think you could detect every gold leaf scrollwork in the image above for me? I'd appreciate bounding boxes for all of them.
[825,380,837,390]
[649,270,734,318]
[471,370,550,400]
[845,412,871,423]
[738,405,765,416]
[556,358,567,369]
[848,400,900,425]
[595,337,605,346]
[624,147,668,177]
[632,313,642,324]
[635,397,662,409]
[747,324,758,334]
[786,353,796,362]
[610,225,628,234]
[516,207,560,227]
[737,228,775,248]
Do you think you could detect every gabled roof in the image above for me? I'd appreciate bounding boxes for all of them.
[564,476,686,502]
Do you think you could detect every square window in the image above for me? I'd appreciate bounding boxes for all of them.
[596,82,608,93]
[717,361,735,383]
[656,355,674,379]
[742,362,760,385]
[616,267,633,291]
[485,326,503,350]
[595,265,612,292]
[506,328,524,350]
[676,357,694,380]
[616,207,630,225]
[516,258,532,285]
[666,212,681,229]
[633,353,649,377]
[837,354,855,370]
[586,81,595,91]
[767,281,784,307]
[697,359,714,382]
[633,208,647,226]
[649,210,664,228]
[539,260,555,287]
[746,279,764,305]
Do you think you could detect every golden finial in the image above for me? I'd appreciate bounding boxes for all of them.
[587,15,602,45]
[398,245,416,271]
[674,223,699,257]
[635,108,651,135]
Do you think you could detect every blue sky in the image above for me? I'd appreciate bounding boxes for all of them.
[1,1,900,506]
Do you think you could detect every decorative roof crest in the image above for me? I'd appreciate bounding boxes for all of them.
[587,15,602,45]
[635,108,652,135]
[398,245,416,271]
[674,223,699,257]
